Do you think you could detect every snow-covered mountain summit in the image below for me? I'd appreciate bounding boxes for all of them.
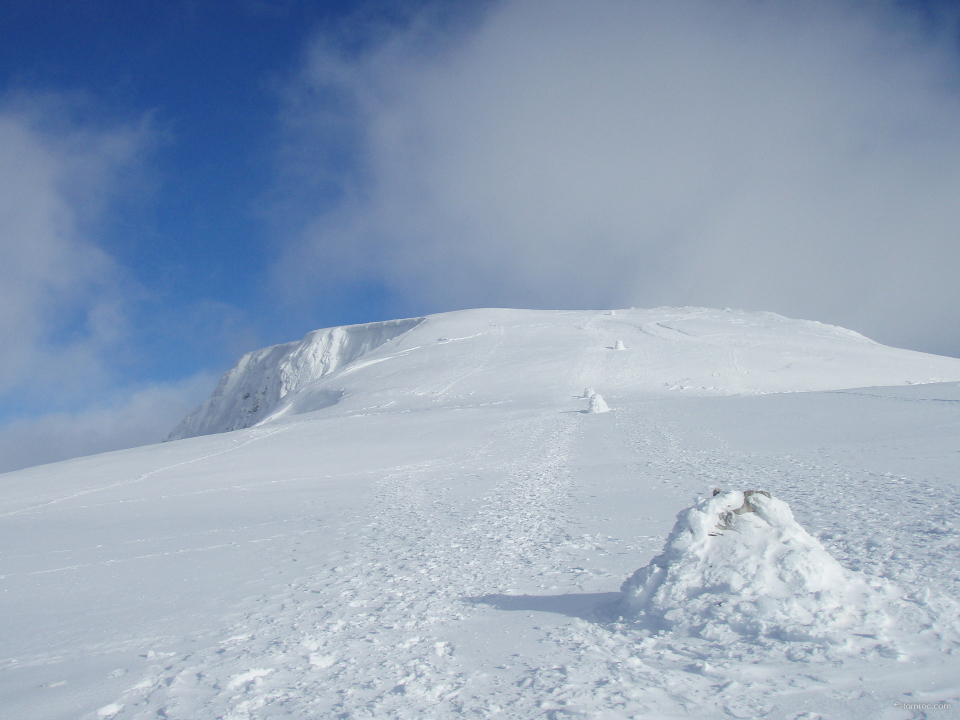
[170,306,960,440]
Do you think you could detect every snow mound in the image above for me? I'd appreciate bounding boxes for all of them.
[587,393,610,413]
[620,490,896,646]
[168,317,424,439]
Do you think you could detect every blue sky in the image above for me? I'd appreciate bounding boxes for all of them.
[1,1,389,374]
[2,0,960,471]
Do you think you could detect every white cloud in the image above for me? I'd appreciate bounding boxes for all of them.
[0,374,216,473]
[0,94,223,471]
[0,95,150,404]
[273,0,960,356]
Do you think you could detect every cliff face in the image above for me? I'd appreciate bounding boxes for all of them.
[167,317,424,440]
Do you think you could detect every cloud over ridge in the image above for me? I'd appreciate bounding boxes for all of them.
[275,0,960,356]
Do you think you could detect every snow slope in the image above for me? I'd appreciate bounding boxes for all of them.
[2,308,960,720]
[172,307,960,440]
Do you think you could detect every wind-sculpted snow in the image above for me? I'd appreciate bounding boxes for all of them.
[621,491,897,647]
[167,317,424,439]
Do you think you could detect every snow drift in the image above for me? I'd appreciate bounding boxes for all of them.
[168,317,423,439]
[620,490,896,646]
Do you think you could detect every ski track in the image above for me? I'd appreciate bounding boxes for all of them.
[0,427,286,519]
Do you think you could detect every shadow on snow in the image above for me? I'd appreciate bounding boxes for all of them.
[465,592,623,622]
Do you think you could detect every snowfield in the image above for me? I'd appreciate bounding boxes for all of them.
[2,307,960,719]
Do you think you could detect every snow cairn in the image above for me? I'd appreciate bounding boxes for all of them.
[583,388,610,413]
[620,490,896,645]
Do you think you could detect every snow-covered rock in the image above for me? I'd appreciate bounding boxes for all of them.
[620,490,897,646]
[167,317,423,439]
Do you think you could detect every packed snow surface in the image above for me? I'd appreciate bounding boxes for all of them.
[3,307,960,720]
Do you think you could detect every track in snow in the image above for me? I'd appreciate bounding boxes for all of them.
[95,387,960,719]
[105,411,589,719]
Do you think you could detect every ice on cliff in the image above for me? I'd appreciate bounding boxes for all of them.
[167,316,423,439]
